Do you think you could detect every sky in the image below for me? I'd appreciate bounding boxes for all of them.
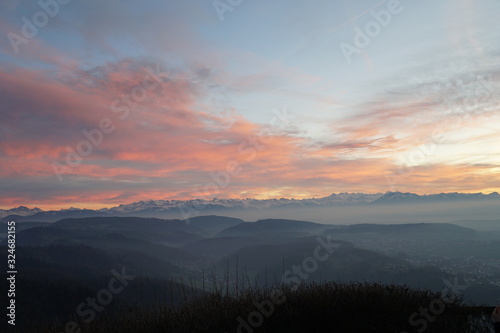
[1,0,500,210]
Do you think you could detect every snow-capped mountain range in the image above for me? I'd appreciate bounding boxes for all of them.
[0,206,43,219]
[1,191,499,222]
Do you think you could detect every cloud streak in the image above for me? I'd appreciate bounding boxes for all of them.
[1,0,500,209]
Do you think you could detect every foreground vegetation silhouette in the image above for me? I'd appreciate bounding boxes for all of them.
[27,281,494,333]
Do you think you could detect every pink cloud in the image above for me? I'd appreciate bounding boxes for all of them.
[1,58,500,209]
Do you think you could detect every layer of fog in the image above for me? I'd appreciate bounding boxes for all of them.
[166,200,500,231]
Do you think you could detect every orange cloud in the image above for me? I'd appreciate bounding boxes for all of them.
[1,58,500,210]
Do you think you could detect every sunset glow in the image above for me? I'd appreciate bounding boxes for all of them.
[1,0,500,210]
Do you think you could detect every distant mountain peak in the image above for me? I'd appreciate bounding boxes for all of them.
[372,191,499,204]
[2,192,499,222]
[0,206,43,219]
